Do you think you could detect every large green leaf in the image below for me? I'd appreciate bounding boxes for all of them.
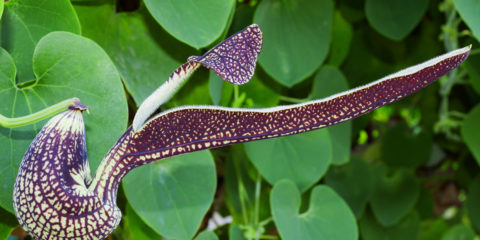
[143,0,235,49]
[369,165,420,226]
[123,151,216,240]
[74,2,188,105]
[466,174,480,233]
[462,104,480,166]
[1,0,80,83]
[453,0,480,42]
[325,156,372,219]
[254,0,333,87]
[0,32,128,213]
[382,122,432,168]
[310,66,351,165]
[244,130,332,192]
[359,210,420,240]
[271,180,358,240]
[365,0,428,40]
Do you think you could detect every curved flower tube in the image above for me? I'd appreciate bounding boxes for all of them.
[13,24,470,240]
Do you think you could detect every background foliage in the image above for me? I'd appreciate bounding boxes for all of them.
[0,0,479,239]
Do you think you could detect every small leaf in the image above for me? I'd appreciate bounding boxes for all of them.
[123,150,216,240]
[143,0,235,48]
[453,0,480,42]
[245,130,332,192]
[254,0,333,87]
[365,0,428,40]
[229,224,247,240]
[310,66,352,165]
[382,122,432,168]
[2,0,80,83]
[441,224,476,240]
[271,180,358,240]
[359,210,420,240]
[194,231,219,240]
[466,174,480,233]
[328,12,353,67]
[369,164,420,226]
[325,156,372,219]
[209,72,233,106]
[419,219,449,240]
[462,104,480,167]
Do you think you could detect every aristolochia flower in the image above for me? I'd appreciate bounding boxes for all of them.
[13,24,470,240]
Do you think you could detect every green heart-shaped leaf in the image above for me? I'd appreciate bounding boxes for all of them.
[254,0,333,87]
[245,130,332,192]
[442,224,476,240]
[382,122,432,168]
[143,0,235,49]
[271,180,358,240]
[466,175,480,233]
[194,231,219,240]
[462,104,480,167]
[453,0,480,42]
[359,210,420,240]
[325,156,372,218]
[369,165,420,226]
[365,0,428,40]
[0,32,128,213]
[74,2,189,105]
[123,150,216,240]
[2,0,80,83]
[310,66,351,165]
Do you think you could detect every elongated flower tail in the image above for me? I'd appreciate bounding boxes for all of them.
[118,46,471,167]
[14,104,121,240]
[188,24,263,85]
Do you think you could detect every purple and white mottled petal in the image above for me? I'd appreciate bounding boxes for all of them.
[91,46,470,198]
[132,24,263,131]
[13,105,121,240]
[188,24,263,85]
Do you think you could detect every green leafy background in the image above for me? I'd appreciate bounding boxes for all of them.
[1,0,480,239]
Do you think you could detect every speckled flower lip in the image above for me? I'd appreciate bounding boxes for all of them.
[13,24,470,240]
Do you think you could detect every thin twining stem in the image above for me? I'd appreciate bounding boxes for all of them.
[0,98,82,128]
